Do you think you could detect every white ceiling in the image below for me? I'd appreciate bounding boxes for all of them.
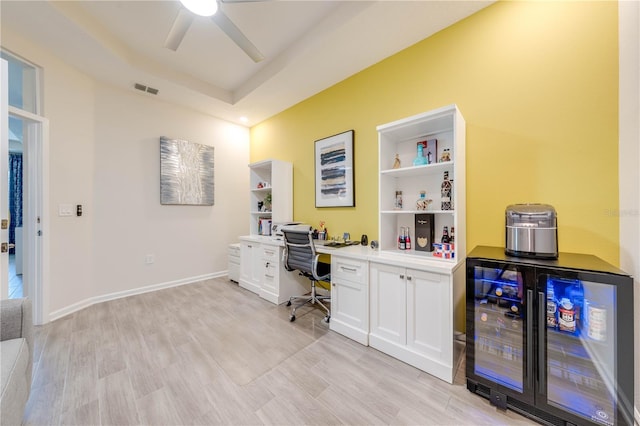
[0,0,493,126]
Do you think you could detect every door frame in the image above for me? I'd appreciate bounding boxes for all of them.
[8,105,49,325]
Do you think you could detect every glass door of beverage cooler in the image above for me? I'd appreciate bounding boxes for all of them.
[536,269,635,426]
[467,260,535,405]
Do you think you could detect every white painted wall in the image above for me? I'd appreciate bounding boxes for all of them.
[2,28,250,320]
[619,0,640,420]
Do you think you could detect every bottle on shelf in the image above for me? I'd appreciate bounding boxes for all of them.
[441,226,450,243]
[394,190,403,210]
[413,143,428,166]
[416,191,432,211]
[546,281,558,329]
[405,227,411,250]
[441,171,452,210]
[398,227,406,250]
[450,226,455,243]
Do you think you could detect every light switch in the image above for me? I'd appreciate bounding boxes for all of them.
[58,204,73,217]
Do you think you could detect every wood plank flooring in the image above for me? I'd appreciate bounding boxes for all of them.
[23,278,537,425]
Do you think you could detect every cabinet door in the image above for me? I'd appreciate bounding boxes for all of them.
[239,241,261,294]
[331,277,367,342]
[406,268,450,362]
[369,262,406,345]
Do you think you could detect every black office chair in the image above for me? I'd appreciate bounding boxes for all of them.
[281,225,331,323]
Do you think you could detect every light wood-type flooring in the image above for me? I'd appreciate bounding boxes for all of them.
[23,277,536,425]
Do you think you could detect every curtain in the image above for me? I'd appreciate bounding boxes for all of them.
[9,153,23,254]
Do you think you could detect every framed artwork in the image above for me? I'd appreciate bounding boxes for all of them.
[315,130,354,207]
[160,136,215,205]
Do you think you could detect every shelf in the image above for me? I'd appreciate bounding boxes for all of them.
[380,248,457,261]
[381,209,455,215]
[251,211,272,215]
[380,161,452,178]
[251,187,272,193]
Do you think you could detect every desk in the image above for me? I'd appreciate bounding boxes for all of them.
[238,234,465,384]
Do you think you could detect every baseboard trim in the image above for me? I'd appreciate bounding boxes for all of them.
[48,272,225,322]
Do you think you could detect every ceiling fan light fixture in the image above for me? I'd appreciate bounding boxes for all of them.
[179,0,218,17]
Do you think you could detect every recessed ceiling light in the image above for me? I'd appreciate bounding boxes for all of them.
[179,0,218,17]
[239,116,249,124]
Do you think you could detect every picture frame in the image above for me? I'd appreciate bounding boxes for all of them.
[160,136,215,205]
[315,130,355,207]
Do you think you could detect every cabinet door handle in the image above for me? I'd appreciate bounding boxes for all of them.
[399,274,405,279]
[407,276,412,281]
[526,289,533,390]
[332,283,336,287]
[265,262,270,267]
[247,244,252,248]
[538,291,546,394]
[341,266,357,272]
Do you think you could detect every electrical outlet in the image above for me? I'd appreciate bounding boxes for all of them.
[145,254,155,264]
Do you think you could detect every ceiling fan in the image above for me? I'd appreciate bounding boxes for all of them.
[165,0,265,63]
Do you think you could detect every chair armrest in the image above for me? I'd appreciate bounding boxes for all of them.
[1,298,33,387]
[1,298,33,344]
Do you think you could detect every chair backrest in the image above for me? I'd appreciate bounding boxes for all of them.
[282,225,316,276]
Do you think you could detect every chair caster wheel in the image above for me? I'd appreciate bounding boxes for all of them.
[286,301,292,306]
[290,315,296,322]
[324,316,330,323]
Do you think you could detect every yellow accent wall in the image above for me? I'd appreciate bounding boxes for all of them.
[251,1,620,265]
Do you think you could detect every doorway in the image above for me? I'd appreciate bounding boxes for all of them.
[1,51,49,325]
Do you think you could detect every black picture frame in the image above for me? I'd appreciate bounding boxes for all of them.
[314,130,354,207]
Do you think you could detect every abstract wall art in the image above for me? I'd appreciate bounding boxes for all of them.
[314,130,354,207]
[160,136,214,205]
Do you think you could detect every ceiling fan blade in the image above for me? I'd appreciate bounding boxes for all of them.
[212,8,265,63]
[164,8,195,51]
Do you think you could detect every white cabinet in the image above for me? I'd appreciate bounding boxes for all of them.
[377,104,465,260]
[259,242,308,305]
[330,254,369,345]
[369,260,464,384]
[249,159,293,236]
[228,243,240,283]
[239,240,262,294]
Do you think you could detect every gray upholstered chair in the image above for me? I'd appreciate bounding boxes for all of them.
[282,225,331,323]
[1,298,33,426]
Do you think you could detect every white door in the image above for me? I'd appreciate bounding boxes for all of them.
[1,59,9,299]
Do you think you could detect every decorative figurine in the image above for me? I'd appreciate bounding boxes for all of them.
[416,191,433,210]
[440,148,451,163]
[393,153,401,169]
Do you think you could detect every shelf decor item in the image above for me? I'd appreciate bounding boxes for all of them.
[393,153,401,169]
[413,143,428,166]
[416,190,432,210]
[315,130,355,207]
[160,136,214,205]
[441,171,452,210]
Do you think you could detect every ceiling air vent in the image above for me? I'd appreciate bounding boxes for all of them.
[133,83,159,95]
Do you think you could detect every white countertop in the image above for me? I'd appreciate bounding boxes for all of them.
[237,235,464,274]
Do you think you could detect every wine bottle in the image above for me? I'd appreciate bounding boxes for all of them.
[441,171,452,210]
[441,226,450,243]
[405,227,411,250]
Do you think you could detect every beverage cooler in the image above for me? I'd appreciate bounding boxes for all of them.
[466,246,635,426]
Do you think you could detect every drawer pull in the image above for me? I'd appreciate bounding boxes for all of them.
[340,266,358,273]
[407,276,412,281]
[399,274,405,279]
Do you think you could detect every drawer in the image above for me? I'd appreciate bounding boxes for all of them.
[261,245,280,262]
[332,257,367,284]
[228,243,241,258]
